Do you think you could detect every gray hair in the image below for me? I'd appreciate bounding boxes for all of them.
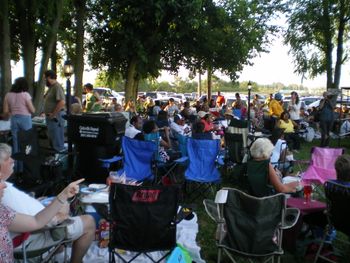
[0,143,12,165]
[250,138,274,159]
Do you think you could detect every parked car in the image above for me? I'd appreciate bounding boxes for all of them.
[145,92,158,99]
[226,96,247,108]
[184,93,194,101]
[300,96,321,109]
[199,94,218,103]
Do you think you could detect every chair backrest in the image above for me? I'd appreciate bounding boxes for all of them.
[109,183,179,252]
[122,136,157,181]
[224,133,244,163]
[176,133,188,157]
[15,128,40,158]
[302,147,344,184]
[144,131,161,161]
[226,119,248,147]
[185,138,220,183]
[247,159,274,197]
[222,188,285,256]
[324,181,350,236]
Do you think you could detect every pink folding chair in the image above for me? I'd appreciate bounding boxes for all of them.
[302,147,345,184]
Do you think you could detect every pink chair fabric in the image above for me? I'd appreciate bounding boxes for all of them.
[302,147,344,184]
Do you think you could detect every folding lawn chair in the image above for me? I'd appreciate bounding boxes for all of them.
[144,132,187,184]
[203,188,300,263]
[246,159,275,197]
[302,147,345,184]
[224,133,245,165]
[13,219,73,263]
[226,119,249,149]
[270,141,293,176]
[100,136,158,183]
[12,128,64,196]
[184,138,221,202]
[108,183,180,263]
[314,181,350,263]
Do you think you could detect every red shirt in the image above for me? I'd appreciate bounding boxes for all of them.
[201,119,214,132]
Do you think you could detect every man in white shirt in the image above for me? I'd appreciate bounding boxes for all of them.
[170,114,191,137]
[125,116,143,139]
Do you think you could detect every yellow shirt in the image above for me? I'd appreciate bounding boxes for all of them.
[269,99,283,118]
[279,120,294,133]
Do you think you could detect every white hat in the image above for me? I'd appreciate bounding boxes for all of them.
[198,111,209,118]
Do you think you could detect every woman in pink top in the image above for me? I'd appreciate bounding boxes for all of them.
[3,77,35,173]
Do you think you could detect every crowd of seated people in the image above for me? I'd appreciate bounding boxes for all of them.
[3,88,349,260]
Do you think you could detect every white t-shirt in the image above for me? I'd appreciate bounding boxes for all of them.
[3,182,44,215]
[125,125,141,138]
[271,139,287,164]
[288,101,301,121]
[3,183,45,238]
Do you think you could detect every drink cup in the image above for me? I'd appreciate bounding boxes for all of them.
[303,184,312,204]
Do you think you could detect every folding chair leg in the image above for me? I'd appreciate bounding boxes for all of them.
[217,247,222,263]
[314,237,325,263]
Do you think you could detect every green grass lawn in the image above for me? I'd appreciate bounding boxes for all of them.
[193,137,350,263]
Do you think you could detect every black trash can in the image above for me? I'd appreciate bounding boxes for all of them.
[67,112,127,183]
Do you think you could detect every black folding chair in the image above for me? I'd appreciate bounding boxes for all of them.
[247,159,275,197]
[314,181,350,263]
[204,188,300,263]
[108,183,180,263]
[12,128,64,196]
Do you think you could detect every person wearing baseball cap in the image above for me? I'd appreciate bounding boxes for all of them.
[269,93,284,118]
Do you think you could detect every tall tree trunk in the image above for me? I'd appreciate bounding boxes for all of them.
[15,0,37,95]
[322,0,333,90]
[33,0,64,113]
[73,0,86,100]
[333,0,346,90]
[0,0,12,105]
[197,73,201,97]
[51,38,57,72]
[132,76,140,99]
[124,57,137,104]
[207,68,212,101]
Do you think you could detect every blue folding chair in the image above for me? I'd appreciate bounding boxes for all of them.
[100,136,158,182]
[184,138,221,201]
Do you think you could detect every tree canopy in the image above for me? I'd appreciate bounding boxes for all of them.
[285,0,350,89]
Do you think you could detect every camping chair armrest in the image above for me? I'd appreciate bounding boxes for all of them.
[33,218,75,234]
[281,208,300,229]
[203,199,221,223]
[99,155,123,168]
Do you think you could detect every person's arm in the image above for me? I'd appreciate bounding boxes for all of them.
[49,100,65,118]
[3,94,10,119]
[162,126,172,148]
[268,163,298,193]
[8,179,84,233]
[291,119,299,129]
[276,120,281,128]
[25,98,35,114]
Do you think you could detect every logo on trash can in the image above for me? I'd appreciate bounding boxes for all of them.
[79,126,100,138]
